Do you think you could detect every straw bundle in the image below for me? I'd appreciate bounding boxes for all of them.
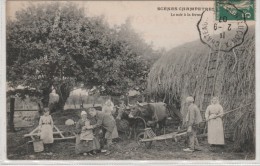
[147,26,255,151]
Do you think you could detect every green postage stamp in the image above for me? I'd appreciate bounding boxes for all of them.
[216,0,255,21]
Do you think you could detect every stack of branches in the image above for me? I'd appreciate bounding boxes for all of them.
[147,26,255,151]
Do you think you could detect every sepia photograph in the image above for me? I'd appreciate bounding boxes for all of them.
[4,0,256,161]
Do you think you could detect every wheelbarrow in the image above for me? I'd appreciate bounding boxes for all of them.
[137,128,187,148]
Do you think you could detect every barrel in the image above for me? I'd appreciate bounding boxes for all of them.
[33,140,44,152]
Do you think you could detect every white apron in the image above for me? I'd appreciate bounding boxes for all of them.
[39,115,54,144]
[205,104,225,145]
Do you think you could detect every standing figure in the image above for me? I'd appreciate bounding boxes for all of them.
[102,99,119,140]
[102,98,115,115]
[183,96,202,152]
[88,107,117,155]
[75,110,100,155]
[116,100,126,120]
[38,108,54,152]
[205,97,225,146]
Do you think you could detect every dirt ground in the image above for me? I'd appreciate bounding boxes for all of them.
[7,110,255,160]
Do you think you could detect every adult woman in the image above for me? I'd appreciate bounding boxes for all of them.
[205,97,225,146]
[102,99,118,140]
[75,110,100,155]
[102,98,115,115]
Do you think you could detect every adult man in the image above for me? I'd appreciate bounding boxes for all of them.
[183,96,202,152]
[88,107,117,155]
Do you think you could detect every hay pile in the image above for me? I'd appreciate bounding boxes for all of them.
[147,26,255,151]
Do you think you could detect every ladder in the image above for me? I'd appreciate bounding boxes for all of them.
[201,50,220,118]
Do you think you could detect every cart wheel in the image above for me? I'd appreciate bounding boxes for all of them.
[136,132,152,149]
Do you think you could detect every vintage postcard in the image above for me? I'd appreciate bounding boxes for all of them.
[2,0,258,164]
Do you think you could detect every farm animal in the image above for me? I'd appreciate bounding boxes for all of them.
[115,105,137,138]
[128,102,168,135]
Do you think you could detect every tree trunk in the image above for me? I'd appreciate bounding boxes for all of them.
[8,98,15,132]
[41,86,52,107]
[37,102,43,116]
[55,83,72,111]
[56,97,68,111]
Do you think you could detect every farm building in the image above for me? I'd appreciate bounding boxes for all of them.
[147,26,255,151]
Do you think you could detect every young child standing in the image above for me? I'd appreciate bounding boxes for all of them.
[38,108,54,152]
[80,118,94,142]
[75,110,100,156]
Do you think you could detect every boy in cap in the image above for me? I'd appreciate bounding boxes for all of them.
[183,96,202,152]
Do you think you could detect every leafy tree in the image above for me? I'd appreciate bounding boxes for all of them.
[7,3,105,110]
[7,2,162,111]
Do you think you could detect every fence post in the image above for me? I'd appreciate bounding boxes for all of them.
[9,97,16,132]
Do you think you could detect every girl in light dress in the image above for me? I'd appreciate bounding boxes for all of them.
[80,118,94,141]
[38,108,54,152]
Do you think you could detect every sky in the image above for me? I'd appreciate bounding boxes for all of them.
[6,1,218,51]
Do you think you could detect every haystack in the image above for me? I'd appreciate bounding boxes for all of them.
[147,26,255,151]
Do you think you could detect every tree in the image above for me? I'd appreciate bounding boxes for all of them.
[7,2,162,111]
[7,2,101,110]
[80,18,162,97]
[7,3,84,109]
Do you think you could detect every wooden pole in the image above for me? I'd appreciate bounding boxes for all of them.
[9,97,16,132]
[206,102,254,122]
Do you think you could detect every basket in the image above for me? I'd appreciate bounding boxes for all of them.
[33,140,44,152]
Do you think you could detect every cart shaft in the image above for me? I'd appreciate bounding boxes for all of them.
[140,132,187,142]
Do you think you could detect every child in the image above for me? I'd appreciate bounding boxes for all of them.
[38,108,54,152]
[80,118,94,142]
[75,111,100,156]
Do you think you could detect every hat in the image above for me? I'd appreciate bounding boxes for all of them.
[81,111,87,116]
[186,96,194,103]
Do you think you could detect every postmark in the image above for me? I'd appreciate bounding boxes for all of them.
[216,0,255,21]
[197,3,248,52]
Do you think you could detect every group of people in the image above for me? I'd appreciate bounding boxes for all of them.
[75,99,119,156]
[183,96,225,152]
[38,99,119,156]
[37,96,225,155]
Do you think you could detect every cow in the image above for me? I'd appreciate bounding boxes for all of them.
[115,105,137,139]
[128,102,168,135]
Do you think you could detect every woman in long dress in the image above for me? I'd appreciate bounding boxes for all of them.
[75,110,100,155]
[102,99,119,139]
[205,97,225,146]
[38,108,54,151]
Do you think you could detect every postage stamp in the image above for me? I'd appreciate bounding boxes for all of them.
[216,0,255,21]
